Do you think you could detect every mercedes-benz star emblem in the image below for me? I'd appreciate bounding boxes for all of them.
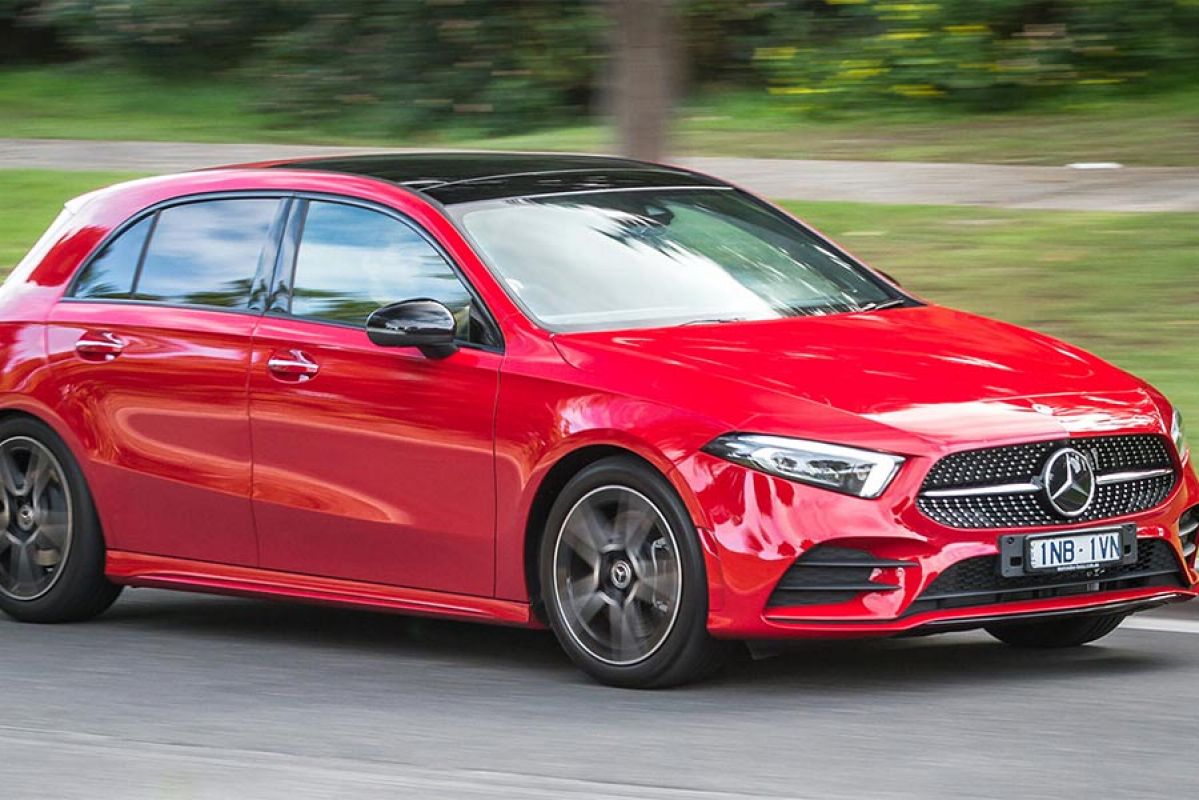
[1041,447,1097,518]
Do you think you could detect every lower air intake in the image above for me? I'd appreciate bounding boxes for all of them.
[907,538,1185,616]
[767,545,913,608]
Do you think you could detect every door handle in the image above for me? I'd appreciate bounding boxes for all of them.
[75,331,126,361]
[267,350,320,382]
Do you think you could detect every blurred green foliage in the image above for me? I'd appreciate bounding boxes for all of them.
[248,1,602,136]
[2,0,1197,132]
[756,0,1199,111]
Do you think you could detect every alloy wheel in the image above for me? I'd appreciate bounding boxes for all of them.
[552,485,682,666]
[0,437,73,600]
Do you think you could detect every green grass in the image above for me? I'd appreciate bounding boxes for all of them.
[0,170,145,268]
[2,66,1198,166]
[2,169,1195,427]
[782,200,1199,428]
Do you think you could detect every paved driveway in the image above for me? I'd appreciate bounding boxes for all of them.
[2,589,1197,799]
[3,138,1199,211]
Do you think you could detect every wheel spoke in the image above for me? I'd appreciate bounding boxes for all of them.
[631,574,674,611]
[561,504,609,568]
[607,598,630,658]
[571,586,612,623]
[619,506,656,551]
[11,544,38,588]
[25,448,52,501]
[36,510,70,553]
[610,599,650,660]
[0,448,23,496]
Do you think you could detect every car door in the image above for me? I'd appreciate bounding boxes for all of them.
[248,197,503,596]
[44,195,288,565]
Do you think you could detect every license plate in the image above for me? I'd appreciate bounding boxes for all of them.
[1026,529,1126,573]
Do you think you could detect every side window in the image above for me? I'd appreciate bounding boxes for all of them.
[134,199,279,309]
[72,216,154,300]
[289,201,485,343]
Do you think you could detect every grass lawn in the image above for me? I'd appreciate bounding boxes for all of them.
[2,66,1198,166]
[2,169,1195,430]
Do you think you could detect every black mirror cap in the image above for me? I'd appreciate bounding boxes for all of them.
[366,299,459,358]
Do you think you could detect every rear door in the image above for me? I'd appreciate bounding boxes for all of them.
[45,195,288,565]
[248,197,502,595]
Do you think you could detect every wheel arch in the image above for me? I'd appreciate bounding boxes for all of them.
[521,441,707,615]
[0,401,110,545]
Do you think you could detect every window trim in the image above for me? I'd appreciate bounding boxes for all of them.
[268,192,504,354]
[62,191,294,316]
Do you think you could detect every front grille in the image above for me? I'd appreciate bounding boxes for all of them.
[766,545,913,608]
[918,434,1177,529]
[907,538,1185,616]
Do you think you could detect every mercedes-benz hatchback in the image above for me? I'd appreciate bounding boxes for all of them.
[1,153,1195,687]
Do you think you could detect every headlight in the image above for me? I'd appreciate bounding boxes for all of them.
[1172,408,1189,463]
[702,434,905,499]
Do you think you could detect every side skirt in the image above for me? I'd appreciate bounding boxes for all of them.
[106,551,537,627]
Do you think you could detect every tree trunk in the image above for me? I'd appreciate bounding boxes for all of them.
[605,0,680,162]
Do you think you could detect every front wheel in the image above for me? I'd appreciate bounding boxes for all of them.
[539,457,729,688]
[985,613,1126,648]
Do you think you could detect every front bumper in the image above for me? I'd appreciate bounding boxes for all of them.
[676,451,1199,640]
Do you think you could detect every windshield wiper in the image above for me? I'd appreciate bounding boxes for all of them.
[682,316,748,326]
[855,299,906,312]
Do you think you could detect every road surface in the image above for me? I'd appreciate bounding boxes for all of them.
[3,138,1199,212]
[3,588,1196,799]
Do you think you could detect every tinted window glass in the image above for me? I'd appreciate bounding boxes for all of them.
[72,216,153,300]
[135,199,279,308]
[290,202,475,336]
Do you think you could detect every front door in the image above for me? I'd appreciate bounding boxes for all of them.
[248,198,502,596]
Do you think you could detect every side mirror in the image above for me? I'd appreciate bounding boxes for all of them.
[366,299,459,358]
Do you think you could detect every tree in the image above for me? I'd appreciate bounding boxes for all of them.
[604,0,681,161]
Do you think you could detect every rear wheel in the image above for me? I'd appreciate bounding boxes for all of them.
[0,418,121,623]
[539,457,729,688]
[985,613,1126,648]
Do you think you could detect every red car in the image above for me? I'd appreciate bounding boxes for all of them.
[1,154,1195,687]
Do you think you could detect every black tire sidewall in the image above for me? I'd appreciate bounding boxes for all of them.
[539,456,716,688]
[0,416,117,623]
[985,613,1126,648]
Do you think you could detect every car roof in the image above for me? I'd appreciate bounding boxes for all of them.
[254,152,726,204]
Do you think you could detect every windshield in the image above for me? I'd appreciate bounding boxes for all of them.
[449,188,902,333]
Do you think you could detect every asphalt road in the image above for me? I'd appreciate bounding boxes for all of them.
[2,589,1197,799]
[4,138,1199,211]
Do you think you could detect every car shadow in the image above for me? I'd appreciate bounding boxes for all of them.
[99,589,1181,692]
[101,587,570,670]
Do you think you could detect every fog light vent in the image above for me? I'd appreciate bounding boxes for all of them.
[766,545,914,608]
[1179,507,1199,563]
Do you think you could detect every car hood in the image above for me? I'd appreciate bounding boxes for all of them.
[552,305,1165,453]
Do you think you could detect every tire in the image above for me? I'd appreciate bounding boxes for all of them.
[985,613,1126,648]
[0,416,121,623]
[539,456,729,688]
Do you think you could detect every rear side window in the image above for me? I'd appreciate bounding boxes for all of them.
[289,201,479,338]
[135,199,279,308]
[72,216,153,299]
[71,198,280,309]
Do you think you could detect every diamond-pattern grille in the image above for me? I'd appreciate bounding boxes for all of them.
[918,434,1176,529]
